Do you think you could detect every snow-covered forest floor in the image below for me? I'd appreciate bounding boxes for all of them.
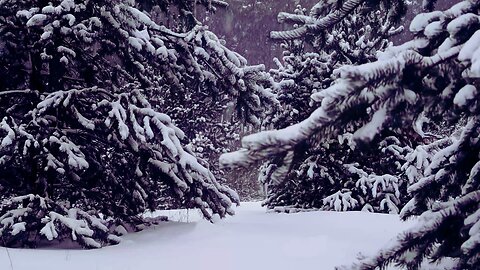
[0,202,450,270]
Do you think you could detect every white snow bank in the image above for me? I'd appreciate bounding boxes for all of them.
[0,202,448,270]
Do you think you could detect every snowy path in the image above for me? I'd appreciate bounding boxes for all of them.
[1,202,418,270]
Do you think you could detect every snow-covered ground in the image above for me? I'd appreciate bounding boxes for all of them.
[0,202,440,270]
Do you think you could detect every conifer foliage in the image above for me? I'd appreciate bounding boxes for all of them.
[0,0,275,248]
[222,0,480,268]
[246,0,411,213]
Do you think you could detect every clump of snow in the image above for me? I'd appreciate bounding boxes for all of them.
[26,14,48,27]
[446,0,476,17]
[0,117,15,147]
[11,222,26,236]
[127,6,154,26]
[41,5,55,14]
[48,135,89,170]
[424,21,443,38]
[128,37,143,51]
[353,106,387,143]
[62,14,75,26]
[458,30,480,62]
[57,46,76,57]
[409,11,442,33]
[60,56,69,65]
[323,191,359,211]
[453,84,477,107]
[16,8,39,19]
[447,13,479,37]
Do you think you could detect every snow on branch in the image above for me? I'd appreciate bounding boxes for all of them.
[0,86,239,242]
[346,190,480,270]
[220,76,407,169]
[271,0,364,40]
[10,0,276,126]
[38,88,238,218]
[0,194,119,248]
[322,190,359,211]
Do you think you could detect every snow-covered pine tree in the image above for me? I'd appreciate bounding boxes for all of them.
[222,0,480,268]
[253,1,412,213]
[0,0,276,248]
[262,135,414,213]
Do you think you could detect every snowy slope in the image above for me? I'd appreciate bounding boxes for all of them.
[0,202,444,270]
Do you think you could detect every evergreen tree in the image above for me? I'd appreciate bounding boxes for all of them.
[0,0,275,248]
[222,0,480,268]
[251,0,412,213]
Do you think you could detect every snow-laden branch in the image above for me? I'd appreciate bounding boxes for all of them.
[220,40,462,170]
[270,0,364,40]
